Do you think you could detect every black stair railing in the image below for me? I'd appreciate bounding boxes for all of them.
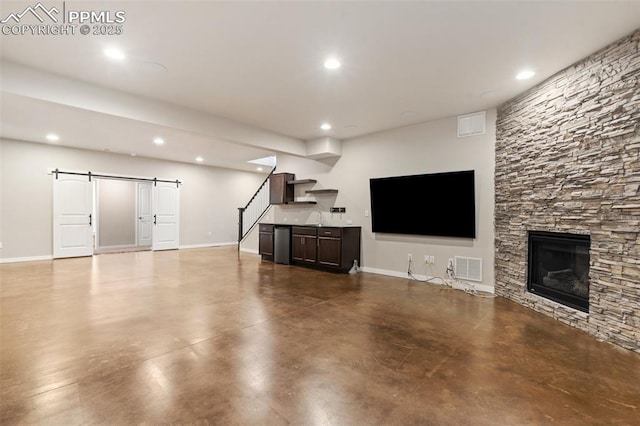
[238,167,276,248]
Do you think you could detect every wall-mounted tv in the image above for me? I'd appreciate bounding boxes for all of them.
[369,170,476,238]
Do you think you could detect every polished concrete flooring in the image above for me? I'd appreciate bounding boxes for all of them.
[1,247,639,425]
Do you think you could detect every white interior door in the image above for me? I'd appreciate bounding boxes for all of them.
[136,183,153,247]
[53,174,94,259]
[152,181,180,251]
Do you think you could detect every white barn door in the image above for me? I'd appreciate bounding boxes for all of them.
[53,174,94,259]
[136,183,153,247]
[152,181,180,251]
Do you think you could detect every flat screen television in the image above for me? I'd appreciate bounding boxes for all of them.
[369,170,476,238]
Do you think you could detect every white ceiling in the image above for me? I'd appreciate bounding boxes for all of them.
[1,1,639,171]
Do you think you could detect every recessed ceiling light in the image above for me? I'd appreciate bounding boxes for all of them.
[324,58,341,70]
[104,47,126,61]
[320,123,332,130]
[130,153,137,157]
[195,156,204,162]
[46,133,59,142]
[153,137,165,145]
[516,70,535,80]
[257,167,264,172]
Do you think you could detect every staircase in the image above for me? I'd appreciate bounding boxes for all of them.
[237,168,275,247]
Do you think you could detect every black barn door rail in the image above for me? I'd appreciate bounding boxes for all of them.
[51,169,181,187]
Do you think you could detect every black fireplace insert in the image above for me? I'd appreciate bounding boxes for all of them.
[527,231,590,312]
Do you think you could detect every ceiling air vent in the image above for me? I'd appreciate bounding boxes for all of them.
[454,256,483,282]
[457,111,486,138]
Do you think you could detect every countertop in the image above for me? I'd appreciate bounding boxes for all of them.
[260,223,361,228]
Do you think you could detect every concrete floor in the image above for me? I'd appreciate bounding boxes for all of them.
[1,247,639,425]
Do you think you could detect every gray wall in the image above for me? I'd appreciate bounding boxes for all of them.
[495,29,639,353]
[245,110,496,290]
[97,179,136,248]
[0,139,267,260]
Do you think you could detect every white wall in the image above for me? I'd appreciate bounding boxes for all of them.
[245,110,496,288]
[0,139,266,260]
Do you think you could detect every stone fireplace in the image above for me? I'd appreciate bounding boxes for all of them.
[495,29,639,353]
[527,232,590,313]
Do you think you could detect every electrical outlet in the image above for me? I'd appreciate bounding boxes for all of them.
[408,253,413,262]
[447,258,455,276]
[424,255,429,264]
[429,256,435,264]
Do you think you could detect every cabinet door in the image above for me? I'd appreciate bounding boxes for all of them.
[269,173,294,204]
[303,235,317,263]
[292,234,317,263]
[318,237,341,267]
[259,232,273,256]
[292,235,305,261]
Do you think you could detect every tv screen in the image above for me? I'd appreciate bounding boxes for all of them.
[369,170,476,238]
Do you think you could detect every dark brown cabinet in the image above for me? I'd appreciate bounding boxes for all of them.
[316,227,361,271]
[293,226,361,272]
[258,223,361,273]
[292,226,317,264]
[317,229,342,267]
[258,224,274,261]
[269,173,294,204]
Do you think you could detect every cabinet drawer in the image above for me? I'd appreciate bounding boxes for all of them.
[259,224,274,233]
[317,228,342,238]
[292,226,317,236]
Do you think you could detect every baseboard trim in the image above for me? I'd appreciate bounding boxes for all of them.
[0,255,53,264]
[448,280,494,294]
[95,244,137,250]
[179,242,237,250]
[360,266,408,279]
[239,247,259,255]
[360,266,494,294]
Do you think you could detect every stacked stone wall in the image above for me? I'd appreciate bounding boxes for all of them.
[495,29,639,352]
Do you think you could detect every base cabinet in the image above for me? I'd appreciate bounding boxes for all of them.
[317,228,342,267]
[259,224,361,273]
[293,226,360,273]
[292,227,317,264]
[258,224,274,261]
[317,227,361,272]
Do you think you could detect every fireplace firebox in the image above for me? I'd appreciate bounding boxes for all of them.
[527,231,590,312]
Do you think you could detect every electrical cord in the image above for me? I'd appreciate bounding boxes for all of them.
[408,259,453,286]
[407,258,496,298]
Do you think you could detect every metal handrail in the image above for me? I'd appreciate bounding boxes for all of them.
[238,167,276,247]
